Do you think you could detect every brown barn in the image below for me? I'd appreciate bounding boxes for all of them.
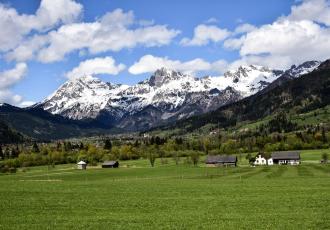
[205,155,237,167]
[271,151,300,165]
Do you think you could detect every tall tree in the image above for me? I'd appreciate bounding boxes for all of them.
[190,151,200,166]
[321,128,327,143]
[79,142,85,150]
[11,146,19,158]
[32,142,40,153]
[104,139,112,150]
[148,152,156,167]
[0,145,3,159]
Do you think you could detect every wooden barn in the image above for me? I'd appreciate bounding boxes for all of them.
[102,161,119,168]
[271,151,300,165]
[205,155,237,167]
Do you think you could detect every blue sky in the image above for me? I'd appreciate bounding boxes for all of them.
[0,0,329,106]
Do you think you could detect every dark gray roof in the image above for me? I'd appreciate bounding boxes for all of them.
[206,155,237,164]
[271,151,300,160]
[102,161,118,166]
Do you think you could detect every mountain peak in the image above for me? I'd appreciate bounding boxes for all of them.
[224,64,274,83]
[149,67,186,87]
[70,75,101,84]
[285,60,320,77]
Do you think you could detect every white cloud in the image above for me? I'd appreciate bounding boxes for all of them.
[287,0,330,26]
[0,63,28,105]
[224,36,246,50]
[205,17,218,24]
[5,35,48,62]
[66,57,126,79]
[180,24,230,46]
[234,23,256,34]
[0,63,27,89]
[18,101,35,108]
[223,0,330,69]
[237,19,330,68]
[0,0,82,52]
[128,55,228,75]
[7,8,180,63]
[0,90,23,105]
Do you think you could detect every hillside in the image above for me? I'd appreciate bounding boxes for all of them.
[0,120,25,144]
[0,104,112,141]
[157,60,330,134]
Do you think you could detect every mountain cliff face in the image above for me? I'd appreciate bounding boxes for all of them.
[36,61,320,131]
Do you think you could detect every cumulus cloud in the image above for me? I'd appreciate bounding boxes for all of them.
[234,23,256,34]
[0,0,82,52]
[66,57,126,79]
[180,24,230,46]
[0,90,23,105]
[224,36,246,50]
[223,0,330,69]
[0,63,28,105]
[0,63,27,89]
[287,0,330,26]
[6,8,180,63]
[128,55,228,75]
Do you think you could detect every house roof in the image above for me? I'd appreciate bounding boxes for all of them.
[271,151,300,160]
[102,161,118,166]
[77,161,86,165]
[205,155,237,164]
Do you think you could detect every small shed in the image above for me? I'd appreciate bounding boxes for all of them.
[205,155,237,167]
[102,161,119,168]
[271,151,300,165]
[77,161,87,170]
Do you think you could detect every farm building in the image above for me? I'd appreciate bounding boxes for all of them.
[205,155,237,167]
[254,155,273,165]
[77,161,87,170]
[102,161,119,168]
[271,151,300,165]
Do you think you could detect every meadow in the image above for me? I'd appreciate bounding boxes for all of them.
[0,150,329,229]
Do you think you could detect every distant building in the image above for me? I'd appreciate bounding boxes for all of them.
[254,155,273,166]
[271,151,300,165]
[77,161,87,170]
[205,155,237,167]
[102,161,119,168]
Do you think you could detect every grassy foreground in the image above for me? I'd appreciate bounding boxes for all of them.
[0,156,329,229]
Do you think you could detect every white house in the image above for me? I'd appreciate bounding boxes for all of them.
[267,158,273,165]
[77,161,87,170]
[254,155,274,166]
[254,155,267,165]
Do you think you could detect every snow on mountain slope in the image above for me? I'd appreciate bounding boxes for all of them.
[284,61,320,78]
[39,75,129,119]
[223,65,284,96]
[37,60,320,129]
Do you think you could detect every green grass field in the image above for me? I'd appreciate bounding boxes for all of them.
[0,153,329,229]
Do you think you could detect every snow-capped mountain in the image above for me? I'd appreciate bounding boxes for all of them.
[36,60,320,130]
[223,65,284,96]
[284,61,320,78]
[40,75,129,120]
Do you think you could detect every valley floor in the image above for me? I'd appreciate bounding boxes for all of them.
[0,151,329,229]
